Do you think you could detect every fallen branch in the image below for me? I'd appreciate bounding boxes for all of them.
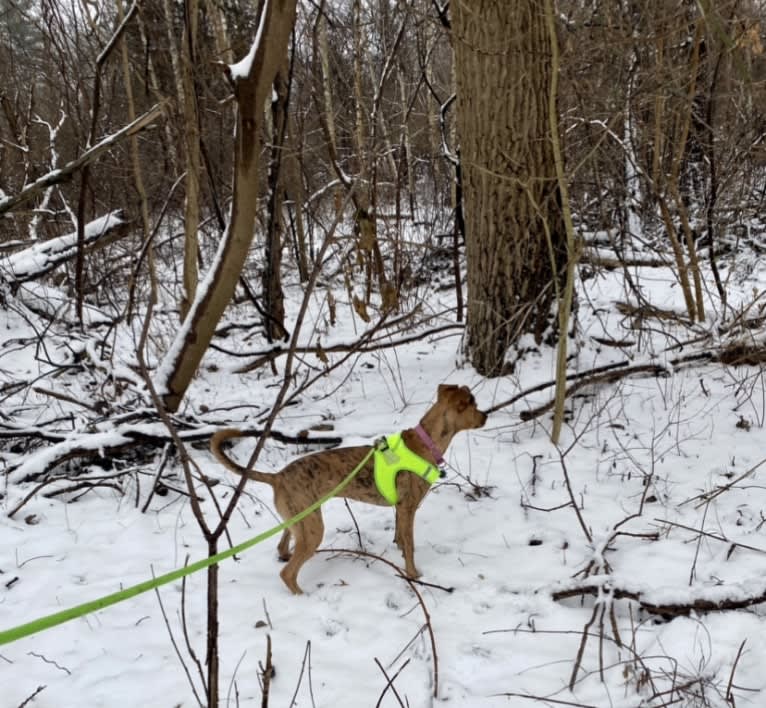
[485,360,636,415]
[550,578,766,618]
[1,212,127,285]
[519,363,668,422]
[488,339,766,421]
[3,417,343,492]
[234,321,461,373]
[582,249,670,269]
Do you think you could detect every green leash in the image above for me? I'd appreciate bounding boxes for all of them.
[0,447,374,647]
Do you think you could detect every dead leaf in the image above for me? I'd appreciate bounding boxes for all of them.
[353,295,371,322]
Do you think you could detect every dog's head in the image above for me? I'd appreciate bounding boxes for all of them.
[437,384,487,431]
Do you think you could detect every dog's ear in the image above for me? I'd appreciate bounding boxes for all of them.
[438,383,456,397]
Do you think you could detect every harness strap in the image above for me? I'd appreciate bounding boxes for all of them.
[373,432,443,505]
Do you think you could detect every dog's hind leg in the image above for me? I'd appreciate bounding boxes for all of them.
[279,511,324,594]
[277,529,291,561]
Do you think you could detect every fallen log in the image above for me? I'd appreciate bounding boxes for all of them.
[3,416,343,493]
[550,577,766,618]
[0,211,127,285]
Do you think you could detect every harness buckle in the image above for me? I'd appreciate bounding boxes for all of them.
[375,436,400,465]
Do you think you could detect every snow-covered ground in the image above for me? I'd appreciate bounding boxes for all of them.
[3,251,766,707]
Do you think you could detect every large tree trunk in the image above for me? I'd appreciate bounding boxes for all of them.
[452,0,566,376]
[155,0,298,412]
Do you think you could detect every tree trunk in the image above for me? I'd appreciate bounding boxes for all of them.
[452,0,566,376]
[179,0,201,320]
[156,0,298,413]
[262,63,289,341]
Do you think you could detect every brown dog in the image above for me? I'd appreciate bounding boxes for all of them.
[210,384,486,594]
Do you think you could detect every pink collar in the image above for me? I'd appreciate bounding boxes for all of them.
[414,424,445,467]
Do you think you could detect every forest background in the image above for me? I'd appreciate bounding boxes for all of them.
[2,1,766,706]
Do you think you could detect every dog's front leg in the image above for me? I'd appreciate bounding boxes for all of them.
[394,504,421,578]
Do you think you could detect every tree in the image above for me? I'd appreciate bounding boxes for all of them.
[155,0,297,412]
[452,0,567,376]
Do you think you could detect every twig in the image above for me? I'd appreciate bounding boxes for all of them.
[374,657,409,708]
[30,387,101,414]
[8,470,136,518]
[689,500,710,585]
[558,451,592,544]
[235,323,461,372]
[180,564,207,692]
[262,598,273,630]
[343,499,364,550]
[492,693,599,707]
[656,518,766,555]
[681,456,766,508]
[726,639,747,705]
[26,652,70,675]
[287,641,313,708]
[153,571,205,708]
[569,603,599,690]
[16,685,46,708]
[226,650,248,708]
[260,635,273,708]
[141,443,172,513]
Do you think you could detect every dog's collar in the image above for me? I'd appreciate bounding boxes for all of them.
[414,423,445,466]
[373,433,444,505]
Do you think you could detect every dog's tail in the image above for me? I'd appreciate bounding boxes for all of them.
[210,429,277,487]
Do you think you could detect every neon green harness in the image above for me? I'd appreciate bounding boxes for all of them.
[373,432,443,505]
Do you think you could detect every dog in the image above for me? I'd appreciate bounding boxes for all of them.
[210,384,487,594]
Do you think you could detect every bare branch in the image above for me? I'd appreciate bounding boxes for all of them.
[0,103,167,216]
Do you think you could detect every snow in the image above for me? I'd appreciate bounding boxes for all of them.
[0,211,124,283]
[3,247,766,707]
[228,0,270,81]
[153,216,232,397]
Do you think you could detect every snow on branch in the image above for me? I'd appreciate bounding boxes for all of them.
[549,576,766,618]
[0,211,127,285]
[0,101,166,216]
[3,416,343,513]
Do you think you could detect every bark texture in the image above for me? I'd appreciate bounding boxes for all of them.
[452,0,566,376]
